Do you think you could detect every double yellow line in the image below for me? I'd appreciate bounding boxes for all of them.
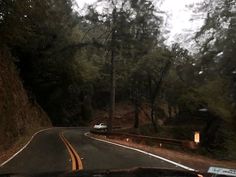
[60,133,83,171]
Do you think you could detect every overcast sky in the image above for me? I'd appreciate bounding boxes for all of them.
[75,0,205,50]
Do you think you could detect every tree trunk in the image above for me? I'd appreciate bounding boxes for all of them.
[108,49,115,133]
[147,61,171,132]
[174,106,178,118]
[168,104,172,118]
[151,102,158,131]
[108,9,117,133]
[134,97,139,129]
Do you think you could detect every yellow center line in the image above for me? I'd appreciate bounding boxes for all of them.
[63,136,84,170]
[60,133,77,170]
[60,132,83,171]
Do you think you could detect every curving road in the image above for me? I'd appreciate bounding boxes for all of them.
[0,128,187,174]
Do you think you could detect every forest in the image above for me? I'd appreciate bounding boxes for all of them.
[0,0,236,159]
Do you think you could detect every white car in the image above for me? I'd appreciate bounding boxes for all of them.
[93,123,107,130]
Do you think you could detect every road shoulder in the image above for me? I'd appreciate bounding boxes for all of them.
[88,133,236,172]
[0,127,51,167]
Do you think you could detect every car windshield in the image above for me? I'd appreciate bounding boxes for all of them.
[0,0,236,176]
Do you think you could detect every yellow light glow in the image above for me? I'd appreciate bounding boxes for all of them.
[194,131,200,144]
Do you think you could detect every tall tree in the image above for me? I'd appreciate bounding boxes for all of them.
[83,0,163,131]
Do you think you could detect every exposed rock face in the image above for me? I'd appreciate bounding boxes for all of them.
[0,47,51,150]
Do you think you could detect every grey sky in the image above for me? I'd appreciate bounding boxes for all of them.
[75,0,205,50]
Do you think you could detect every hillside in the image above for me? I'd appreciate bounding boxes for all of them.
[0,47,51,152]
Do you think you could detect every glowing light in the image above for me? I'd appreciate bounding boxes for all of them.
[199,71,203,75]
[194,131,200,144]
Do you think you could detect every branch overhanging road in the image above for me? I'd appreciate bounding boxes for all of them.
[0,128,190,174]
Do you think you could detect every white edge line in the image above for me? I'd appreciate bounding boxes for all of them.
[84,132,196,172]
[0,127,53,167]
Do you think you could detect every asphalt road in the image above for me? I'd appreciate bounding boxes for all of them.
[0,128,183,174]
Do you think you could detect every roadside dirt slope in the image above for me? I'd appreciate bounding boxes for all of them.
[0,47,51,153]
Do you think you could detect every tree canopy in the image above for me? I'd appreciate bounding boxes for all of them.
[1,0,236,159]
